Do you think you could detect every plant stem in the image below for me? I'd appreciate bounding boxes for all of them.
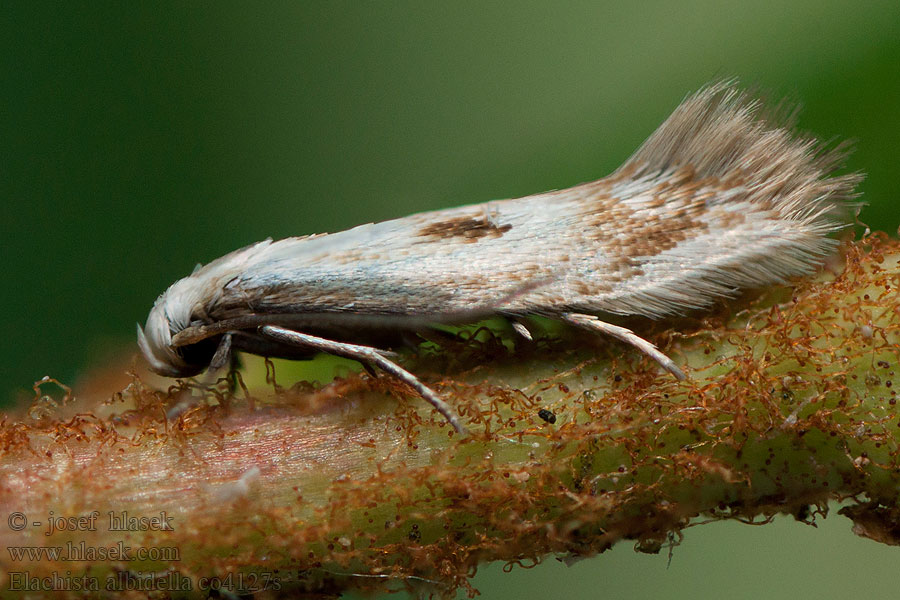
[1,235,898,599]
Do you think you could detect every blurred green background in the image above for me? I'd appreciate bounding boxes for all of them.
[2,1,899,598]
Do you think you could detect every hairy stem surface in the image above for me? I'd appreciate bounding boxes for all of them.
[1,235,899,598]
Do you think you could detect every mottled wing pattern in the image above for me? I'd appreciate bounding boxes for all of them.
[203,82,859,324]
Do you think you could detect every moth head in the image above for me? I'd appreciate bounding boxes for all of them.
[137,275,219,377]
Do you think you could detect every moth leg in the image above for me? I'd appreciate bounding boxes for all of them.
[259,325,467,435]
[509,319,534,341]
[194,332,235,391]
[414,328,459,346]
[561,313,686,380]
[360,362,379,378]
[208,332,233,371]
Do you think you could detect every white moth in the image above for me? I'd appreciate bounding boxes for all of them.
[138,82,860,435]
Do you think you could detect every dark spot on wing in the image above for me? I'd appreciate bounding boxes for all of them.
[418,216,512,242]
[584,170,713,260]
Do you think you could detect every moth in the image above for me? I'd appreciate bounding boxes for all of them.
[138,82,860,435]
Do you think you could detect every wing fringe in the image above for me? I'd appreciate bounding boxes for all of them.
[616,80,862,225]
[590,81,864,318]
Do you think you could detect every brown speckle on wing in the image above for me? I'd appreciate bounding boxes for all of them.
[418,215,512,242]
[181,81,861,334]
[581,180,710,260]
[326,248,377,265]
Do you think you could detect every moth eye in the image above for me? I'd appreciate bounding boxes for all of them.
[179,336,220,369]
